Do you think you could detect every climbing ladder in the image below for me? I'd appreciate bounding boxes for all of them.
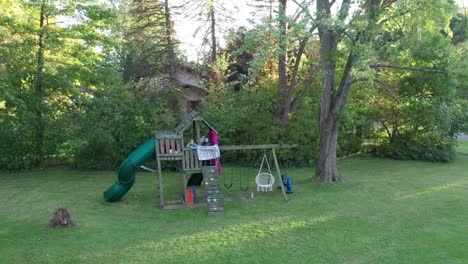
[202,166,224,215]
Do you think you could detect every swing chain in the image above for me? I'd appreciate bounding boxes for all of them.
[240,165,249,191]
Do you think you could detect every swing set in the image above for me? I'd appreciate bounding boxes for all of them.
[218,145,296,201]
[115,111,296,214]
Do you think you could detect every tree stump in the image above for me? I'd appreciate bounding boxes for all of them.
[49,208,74,229]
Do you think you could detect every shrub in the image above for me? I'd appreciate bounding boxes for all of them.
[377,132,456,162]
[71,83,176,169]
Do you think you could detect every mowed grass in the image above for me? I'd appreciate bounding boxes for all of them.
[1,154,468,263]
[457,139,468,154]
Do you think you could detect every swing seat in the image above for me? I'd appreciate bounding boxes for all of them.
[255,173,275,192]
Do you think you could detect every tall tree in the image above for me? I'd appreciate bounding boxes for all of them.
[182,0,236,63]
[368,0,467,161]
[315,0,393,182]
[33,0,46,165]
[123,0,179,81]
[249,0,277,74]
[278,0,318,128]
[278,0,289,127]
[164,0,177,80]
[0,0,118,168]
[244,0,318,128]
[123,0,167,80]
[208,0,217,63]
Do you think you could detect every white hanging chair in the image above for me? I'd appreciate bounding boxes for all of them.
[255,153,275,192]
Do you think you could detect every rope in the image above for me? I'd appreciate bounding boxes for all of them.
[255,152,275,192]
[257,153,272,176]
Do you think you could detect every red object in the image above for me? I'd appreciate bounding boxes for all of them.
[186,189,193,206]
[208,129,222,173]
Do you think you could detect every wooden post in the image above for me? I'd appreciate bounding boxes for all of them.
[179,162,186,204]
[157,157,164,208]
[182,172,187,204]
[272,148,288,201]
[155,137,160,207]
[192,122,196,142]
[195,121,201,142]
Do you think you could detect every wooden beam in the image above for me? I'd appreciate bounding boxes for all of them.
[192,121,196,142]
[181,171,187,205]
[272,148,288,201]
[179,160,185,204]
[157,157,164,208]
[219,144,297,151]
[155,134,182,139]
[195,121,201,142]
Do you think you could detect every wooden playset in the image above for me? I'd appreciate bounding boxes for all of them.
[104,111,295,214]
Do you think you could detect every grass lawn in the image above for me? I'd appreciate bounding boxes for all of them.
[1,154,468,264]
[457,139,468,154]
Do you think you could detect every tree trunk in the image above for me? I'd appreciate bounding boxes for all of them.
[315,0,383,182]
[164,0,176,81]
[268,0,273,75]
[316,116,342,182]
[209,0,217,63]
[277,0,316,128]
[34,0,46,166]
[278,0,289,128]
[315,0,341,182]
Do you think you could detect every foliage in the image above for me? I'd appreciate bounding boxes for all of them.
[368,0,467,162]
[122,0,174,81]
[181,0,238,62]
[1,0,467,172]
[223,27,254,91]
[71,82,176,169]
[378,132,456,162]
[449,10,467,45]
[203,79,366,165]
[0,0,119,170]
[203,82,281,146]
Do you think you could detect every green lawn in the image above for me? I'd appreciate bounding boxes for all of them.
[457,139,468,154]
[1,155,468,264]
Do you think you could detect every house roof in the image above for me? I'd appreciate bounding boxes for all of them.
[144,64,206,93]
[174,67,205,90]
[174,111,218,135]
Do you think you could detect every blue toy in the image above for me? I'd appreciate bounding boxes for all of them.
[278,174,293,194]
[192,186,197,200]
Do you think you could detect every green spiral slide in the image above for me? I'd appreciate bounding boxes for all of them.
[103,138,156,202]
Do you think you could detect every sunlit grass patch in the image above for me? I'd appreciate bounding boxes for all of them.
[395,181,467,200]
[132,214,336,261]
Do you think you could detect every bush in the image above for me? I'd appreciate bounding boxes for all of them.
[71,83,176,169]
[377,132,456,162]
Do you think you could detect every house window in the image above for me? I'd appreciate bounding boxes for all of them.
[186,100,201,113]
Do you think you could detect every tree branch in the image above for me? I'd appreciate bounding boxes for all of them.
[289,90,306,114]
[290,0,314,20]
[370,64,467,78]
[338,0,352,21]
[378,116,393,139]
[352,78,402,104]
